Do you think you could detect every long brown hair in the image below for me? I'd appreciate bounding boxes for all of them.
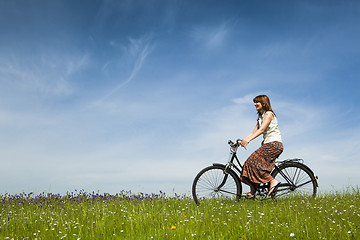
[253,95,276,117]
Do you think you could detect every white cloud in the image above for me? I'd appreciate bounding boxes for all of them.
[0,0,359,196]
[98,35,154,102]
[0,83,358,195]
[64,52,90,76]
[172,95,360,194]
[190,21,232,49]
[0,51,90,98]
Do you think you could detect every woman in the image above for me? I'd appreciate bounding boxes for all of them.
[238,95,283,197]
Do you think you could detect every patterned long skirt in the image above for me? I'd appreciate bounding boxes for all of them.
[240,141,284,184]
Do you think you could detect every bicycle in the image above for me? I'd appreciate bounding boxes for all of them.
[192,140,319,205]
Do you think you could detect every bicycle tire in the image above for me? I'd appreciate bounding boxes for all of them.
[192,165,242,205]
[271,162,317,198]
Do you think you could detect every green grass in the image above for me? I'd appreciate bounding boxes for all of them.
[0,189,359,239]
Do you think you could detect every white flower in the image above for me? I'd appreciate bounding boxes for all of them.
[290,233,295,237]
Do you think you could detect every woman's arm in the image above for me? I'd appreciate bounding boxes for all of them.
[239,112,274,148]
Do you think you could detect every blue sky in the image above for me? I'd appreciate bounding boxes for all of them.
[0,0,359,195]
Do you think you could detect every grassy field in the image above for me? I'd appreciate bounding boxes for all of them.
[0,188,359,239]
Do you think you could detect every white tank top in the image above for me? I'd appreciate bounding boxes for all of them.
[258,111,282,144]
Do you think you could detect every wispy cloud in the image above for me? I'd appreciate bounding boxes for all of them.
[0,51,90,98]
[98,36,153,102]
[190,21,232,49]
[64,52,90,76]
[175,93,360,191]
[0,0,359,195]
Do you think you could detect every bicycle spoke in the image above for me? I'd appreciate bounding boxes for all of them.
[272,162,317,198]
[192,165,241,204]
[218,189,239,196]
[294,180,313,189]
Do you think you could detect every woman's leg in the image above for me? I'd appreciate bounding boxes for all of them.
[241,142,283,196]
[240,176,256,195]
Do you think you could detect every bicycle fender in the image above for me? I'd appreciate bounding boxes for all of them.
[277,160,314,175]
[212,163,226,168]
[212,163,239,176]
[296,163,319,188]
[277,161,319,187]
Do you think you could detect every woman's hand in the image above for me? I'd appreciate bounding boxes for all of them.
[238,139,249,148]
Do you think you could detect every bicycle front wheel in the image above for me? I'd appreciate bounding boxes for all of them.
[271,162,317,198]
[192,165,242,205]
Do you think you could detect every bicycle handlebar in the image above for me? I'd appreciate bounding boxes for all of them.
[228,139,246,150]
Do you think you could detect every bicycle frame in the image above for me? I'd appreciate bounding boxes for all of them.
[217,142,318,197]
[223,147,243,176]
[274,159,319,192]
[214,147,269,197]
[192,140,318,204]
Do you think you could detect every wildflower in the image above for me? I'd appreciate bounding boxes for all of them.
[171,225,176,230]
[290,233,295,237]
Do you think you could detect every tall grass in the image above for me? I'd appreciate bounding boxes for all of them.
[0,189,359,239]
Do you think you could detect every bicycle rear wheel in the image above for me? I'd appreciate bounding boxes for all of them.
[271,162,317,197]
[192,165,241,205]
